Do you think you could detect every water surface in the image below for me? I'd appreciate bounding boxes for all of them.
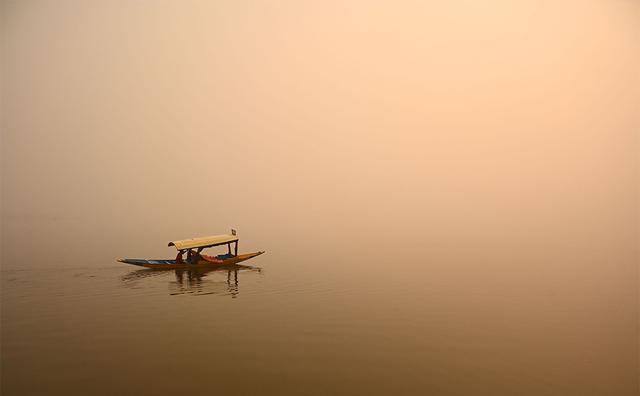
[1,217,636,395]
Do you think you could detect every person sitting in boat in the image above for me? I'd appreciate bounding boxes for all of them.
[186,249,197,264]
[187,248,207,264]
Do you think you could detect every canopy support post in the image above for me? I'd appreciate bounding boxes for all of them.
[234,241,238,256]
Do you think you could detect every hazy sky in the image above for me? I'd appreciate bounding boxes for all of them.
[1,0,638,258]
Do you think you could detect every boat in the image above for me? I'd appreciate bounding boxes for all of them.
[118,231,264,269]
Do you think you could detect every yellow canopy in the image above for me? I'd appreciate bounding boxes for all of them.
[168,234,238,250]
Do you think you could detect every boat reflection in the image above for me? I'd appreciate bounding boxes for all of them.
[121,264,262,297]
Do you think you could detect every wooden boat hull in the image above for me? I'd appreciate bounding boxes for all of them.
[118,251,264,269]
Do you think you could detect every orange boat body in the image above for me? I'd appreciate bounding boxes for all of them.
[119,252,264,270]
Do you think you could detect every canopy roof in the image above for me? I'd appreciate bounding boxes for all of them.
[168,234,238,250]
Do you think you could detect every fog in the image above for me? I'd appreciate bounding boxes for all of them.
[2,1,637,247]
[1,2,639,393]
[2,0,638,281]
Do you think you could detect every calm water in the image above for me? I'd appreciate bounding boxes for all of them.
[1,217,636,396]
